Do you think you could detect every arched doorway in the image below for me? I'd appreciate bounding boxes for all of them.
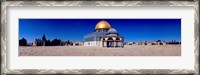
[107,37,114,47]
[115,37,120,47]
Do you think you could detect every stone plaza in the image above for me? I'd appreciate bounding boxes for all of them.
[19,45,181,56]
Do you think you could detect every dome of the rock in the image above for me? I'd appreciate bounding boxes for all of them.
[95,21,111,30]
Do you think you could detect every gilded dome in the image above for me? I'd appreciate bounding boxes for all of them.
[95,21,111,30]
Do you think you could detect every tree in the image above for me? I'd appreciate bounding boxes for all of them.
[42,34,46,41]
[45,40,52,46]
[19,38,27,46]
[51,39,61,46]
[42,34,47,46]
[67,40,70,46]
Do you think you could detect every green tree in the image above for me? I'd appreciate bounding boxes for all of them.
[19,38,27,46]
[42,34,46,41]
[42,34,47,46]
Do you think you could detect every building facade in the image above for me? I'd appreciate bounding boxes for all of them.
[83,20,124,47]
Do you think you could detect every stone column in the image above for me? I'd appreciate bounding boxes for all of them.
[113,37,116,48]
[116,41,118,47]
[102,41,104,47]
[105,38,108,47]
[104,41,107,47]
[113,41,115,48]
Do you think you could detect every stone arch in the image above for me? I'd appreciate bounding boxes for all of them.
[116,37,120,41]
[107,37,114,47]
[107,37,113,41]
[112,37,116,41]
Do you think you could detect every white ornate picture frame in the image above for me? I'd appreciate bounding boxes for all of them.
[1,1,199,75]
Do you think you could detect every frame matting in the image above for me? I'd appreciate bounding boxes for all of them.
[1,1,199,75]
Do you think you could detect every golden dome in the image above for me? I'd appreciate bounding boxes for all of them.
[95,21,111,30]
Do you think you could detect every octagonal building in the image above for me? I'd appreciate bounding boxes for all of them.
[83,20,124,48]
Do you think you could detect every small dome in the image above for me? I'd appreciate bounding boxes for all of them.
[95,20,111,30]
[107,28,117,34]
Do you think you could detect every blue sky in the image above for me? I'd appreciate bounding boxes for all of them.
[19,19,181,43]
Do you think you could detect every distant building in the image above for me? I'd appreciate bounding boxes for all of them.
[83,20,124,48]
[73,42,83,46]
[126,41,167,46]
[27,43,33,46]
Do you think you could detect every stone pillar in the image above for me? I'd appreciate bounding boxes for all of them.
[105,38,108,47]
[113,41,116,48]
[104,41,107,47]
[113,37,116,48]
[102,41,104,47]
[73,43,75,46]
[116,41,118,47]
[120,42,122,47]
